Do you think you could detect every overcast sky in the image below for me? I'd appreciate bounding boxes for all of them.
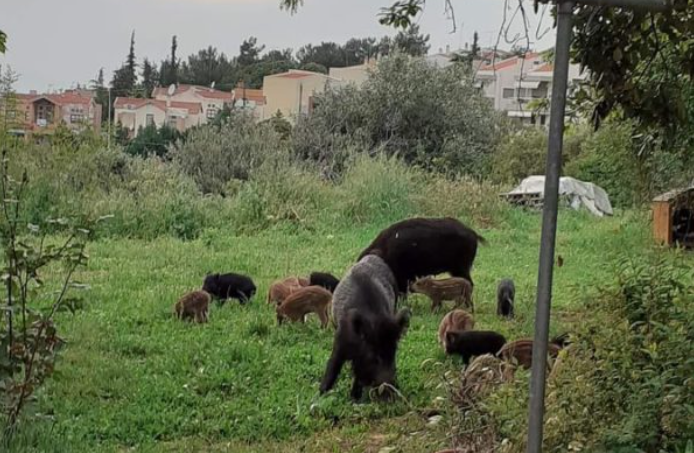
[1,0,556,93]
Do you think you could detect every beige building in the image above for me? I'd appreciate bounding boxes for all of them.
[261,70,343,122]
[114,97,202,136]
[328,60,376,88]
[116,84,266,136]
[476,52,584,126]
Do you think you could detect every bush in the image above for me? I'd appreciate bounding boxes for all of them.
[172,112,288,195]
[487,256,694,452]
[492,125,587,184]
[565,120,644,206]
[293,53,502,176]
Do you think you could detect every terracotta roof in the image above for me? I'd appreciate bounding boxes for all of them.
[231,88,266,105]
[114,97,202,115]
[152,84,232,101]
[479,52,540,71]
[278,73,313,79]
[16,92,93,107]
[533,63,554,73]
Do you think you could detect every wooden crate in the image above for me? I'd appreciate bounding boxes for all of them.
[652,187,694,247]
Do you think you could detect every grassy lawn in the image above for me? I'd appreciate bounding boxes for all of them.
[16,209,661,452]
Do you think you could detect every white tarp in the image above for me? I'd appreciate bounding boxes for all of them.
[506,175,613,217]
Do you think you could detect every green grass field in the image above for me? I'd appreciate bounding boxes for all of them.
[13,209,664,452]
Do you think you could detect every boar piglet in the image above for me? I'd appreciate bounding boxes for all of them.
[498,338,562,370]
[438,309,475,350]
[202,272,256,305]
[309,272,340,293]
[174,290,211,323]
[445,330,507,365]
[321,257,410,400]
[496,278,515,318]
[411,276,473,312]
[267,276,305,305]
[276,286,332,328]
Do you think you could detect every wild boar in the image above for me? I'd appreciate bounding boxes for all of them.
[444,330,507,365]
[438,309,475,350]
[308,272,340,293]
[174,290,211,323]
[496,278,515,318]
[321,257,410,400]
[357,217,485,297]
[411,276,473,312]
[276,285,332,328]
[202,272,256,304]
[497,338,563,370]
[267,276,305,305]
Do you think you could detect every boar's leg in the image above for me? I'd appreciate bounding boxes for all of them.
[276,312,284,326]
[318,308,329,329]
[350,379,364,401]
[431,296,441,312]
[320,345,345,394]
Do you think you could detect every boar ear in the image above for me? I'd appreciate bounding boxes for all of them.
[396,308,411,332]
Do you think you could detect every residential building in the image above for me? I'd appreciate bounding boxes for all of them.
[328,59,377,88]
[475,52,583,125]
[7,90,101,136]
[114,97,202,136]
[261,69,343,123]
[425,46,512,72]
[230,85,266,120]
[116,84,266,136]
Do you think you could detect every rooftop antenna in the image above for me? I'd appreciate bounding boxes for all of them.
[210,81,216,90]
[167,83,176,97]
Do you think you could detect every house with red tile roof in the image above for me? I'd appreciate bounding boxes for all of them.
[475,51,583,125]
[116,83,267,135]
[8,90,101,136]
[114,96,203,137]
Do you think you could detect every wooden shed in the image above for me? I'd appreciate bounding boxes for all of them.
[652,187,694,247]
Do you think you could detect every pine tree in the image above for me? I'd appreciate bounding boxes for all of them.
[140,59,159,98]
[111,31,138,98]
[160,35,179,87]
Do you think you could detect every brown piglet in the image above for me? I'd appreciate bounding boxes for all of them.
[438,309,475,350]
[174,290,211,323]
[411,276,473,312]
[276,286,332,328]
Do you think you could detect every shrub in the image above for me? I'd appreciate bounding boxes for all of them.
[172,112,287,195]
[487,256,694,452]
[491,125,587,184]
[293,53,502,176]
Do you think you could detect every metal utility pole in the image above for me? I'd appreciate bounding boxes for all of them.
[107,87,112,150]
[526,1,673,452]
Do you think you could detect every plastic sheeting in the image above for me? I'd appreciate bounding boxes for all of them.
[505,175,614,216]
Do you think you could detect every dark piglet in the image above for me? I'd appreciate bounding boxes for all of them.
[321,261,410,400]
[309,272,340,293]
[202,272,256,305]
[358,217,485,296]
[445,330,507,365]
[496,278,515,318]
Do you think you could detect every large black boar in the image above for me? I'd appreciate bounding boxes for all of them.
[202,272,256,304]
[358,217,485,295]
[321,256,410,400]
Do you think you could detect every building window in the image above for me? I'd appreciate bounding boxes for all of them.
[69,114,84,123]
[206,107,218,119]
[167,115,178,128]
[145,114,155,127]
[503,88,514,98]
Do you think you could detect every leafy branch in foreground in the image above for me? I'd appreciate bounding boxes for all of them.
[0,150,105,443]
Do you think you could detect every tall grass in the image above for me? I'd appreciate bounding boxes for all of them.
[6,142,508,240]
